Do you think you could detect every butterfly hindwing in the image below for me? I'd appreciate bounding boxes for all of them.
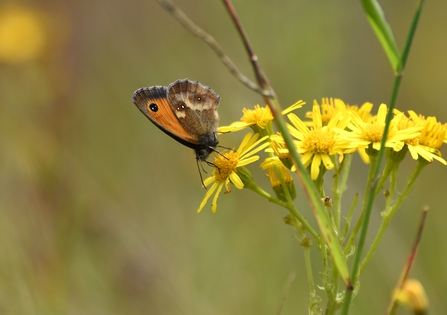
[167,79,220,136]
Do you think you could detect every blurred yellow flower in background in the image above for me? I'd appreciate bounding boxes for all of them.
[0,6,46,64]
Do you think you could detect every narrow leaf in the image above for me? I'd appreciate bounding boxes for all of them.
[361,0,401,71]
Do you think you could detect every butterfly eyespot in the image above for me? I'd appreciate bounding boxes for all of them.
[176,102,186,111]
[149,103,158,112]
[196,96,202,102]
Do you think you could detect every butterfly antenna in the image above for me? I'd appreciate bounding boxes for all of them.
[217,145,235,152]
[209,146,229,160]
[196,158,207,189]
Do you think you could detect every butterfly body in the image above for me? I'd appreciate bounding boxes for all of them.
[132,79,220,161]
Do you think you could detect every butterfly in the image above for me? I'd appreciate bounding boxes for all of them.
[132,79,221,184]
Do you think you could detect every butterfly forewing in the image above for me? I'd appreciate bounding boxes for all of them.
[132,86,201,147]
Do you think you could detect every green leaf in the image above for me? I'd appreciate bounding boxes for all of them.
[361,0,401,71]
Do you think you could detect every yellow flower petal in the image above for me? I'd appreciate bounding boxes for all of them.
[211,182,225,213]
[229,172,244,189]
[197,182,219,213]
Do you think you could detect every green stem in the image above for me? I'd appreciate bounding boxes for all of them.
[373,158,392,199]
[342,3,425,311]
[341,194,359,243]
[325,260,342,315]
[287,205,319,241]
[275,165,324,313]
[343,151,377,255]
[342,2,425,312]
[333,154,353,234]
[398,0,425,73]
[388,164,398,202]
[269,103,351,287]
[359,160,428,275]
[301,237,319,314]
[320,232,329,287]
[332,159,342,233]
[244,180,319,240]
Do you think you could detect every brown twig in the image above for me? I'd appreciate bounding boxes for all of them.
[221,0,277,109]
[157,0,273,97]
[386,206,429,315]
[157,0,352,301]
[276,273,296,315]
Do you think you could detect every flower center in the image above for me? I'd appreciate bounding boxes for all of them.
[213,151,239,183]
[301,129,336,153]
[363,124,385,142]
[363,123,398,143]
[406,138,419,146]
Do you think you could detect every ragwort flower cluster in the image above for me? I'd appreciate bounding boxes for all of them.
[198,98,446,213]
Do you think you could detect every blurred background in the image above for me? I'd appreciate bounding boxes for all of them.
[1,0,446,314]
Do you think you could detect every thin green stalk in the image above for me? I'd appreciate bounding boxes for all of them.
[342,3,425,311]
[373,159,393,199]
[341,0,425,315]
[326,262,342,315]
[388,163,398,201]
[397,0,425,73]
[341,75,400,315]
[320,233,329,286]
[287,205,319,241]
[276,167,324,313]
[384,171,393,215]
[244,180,319,240]
[332,158,342,233]
[341,60,402,315]
[343,152,378,255]
[223,0,351,286]
[314,165,327,198]
[302,237,318,313]
[341,194,359,243]
[271,98,351,286]
[359,160,428,275]
[273,164,320,241]
[333,154,354,233]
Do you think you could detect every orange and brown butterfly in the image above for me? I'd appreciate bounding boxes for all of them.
[132,79,221,175]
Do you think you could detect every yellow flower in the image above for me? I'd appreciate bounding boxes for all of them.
[305,98,374,126]
[338,104,422,153]
[218,101,305,134]
[305,98,341,125]
[218,105,273,134]
[263,162,296,202]
[0,6,46,64]
[402,111,447,165]
[348,102,374,123]
[197,133,270,213]
[307,99,375,163]
[286,104,351,180]
[394,279,428,313]
[345,102,375,163]
[263,133,295,170]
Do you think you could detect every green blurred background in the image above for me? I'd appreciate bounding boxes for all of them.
[1,0,446,314]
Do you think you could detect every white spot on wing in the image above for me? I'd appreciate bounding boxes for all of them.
[175,111,186,118]
[185,101,212,111]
